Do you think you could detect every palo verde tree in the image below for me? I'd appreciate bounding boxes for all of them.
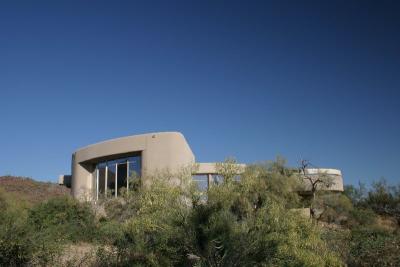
[93,159,342,266]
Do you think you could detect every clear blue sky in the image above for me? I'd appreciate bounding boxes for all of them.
[1,0,399,185]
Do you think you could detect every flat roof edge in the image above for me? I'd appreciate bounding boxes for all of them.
[73,131,184,153]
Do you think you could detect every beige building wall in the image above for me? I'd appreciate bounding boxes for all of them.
[71,132,195,199]
[298,168,344,192]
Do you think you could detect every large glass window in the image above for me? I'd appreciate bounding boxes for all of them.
[192,174,209,191]
[107,160,117,197]
[94,153,141,200]
[97,162,106,196]
[128,156,141,178]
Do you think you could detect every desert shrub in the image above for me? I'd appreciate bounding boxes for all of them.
[28,196,96,242]
[119,178,193,266]
[0,189,60,266]
[349,226,400,267]
[345,179,400,226]
[97,220,124,245]
[241,160,301,209]
[185,171,342,267]
[103,198,126,221]
[347,208,377,227]
[363,179,400,225]
[0,205,32,266]
[313,192,353,224]
[96,161,341,266]
[344,183,367,206]
[321,228,351,265]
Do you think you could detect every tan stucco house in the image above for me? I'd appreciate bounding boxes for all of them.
[60,132,343,200]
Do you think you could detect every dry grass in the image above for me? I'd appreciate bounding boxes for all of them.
[58,243,98,267]
[376,215,398,231]
[0,175,70,205]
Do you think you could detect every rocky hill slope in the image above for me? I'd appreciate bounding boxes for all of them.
[0,175,70,205]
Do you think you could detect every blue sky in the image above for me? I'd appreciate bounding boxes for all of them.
[1,0,399,185]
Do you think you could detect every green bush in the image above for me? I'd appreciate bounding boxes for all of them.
[28,196,96,242]
[348,208,377,227]
[349,227,400,267]
[97,221,124,245]
[186,170,342,267]
[0,189,60,266]
[313,192,353,224]
[321,228,351,265]
[345,179,400,226]
[96,162,342,266]
[0,207,33,266]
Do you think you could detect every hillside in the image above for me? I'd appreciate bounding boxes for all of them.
[0,175,70,205]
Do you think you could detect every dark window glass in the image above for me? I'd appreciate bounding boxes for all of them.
[107,161,116,196]
[117,162,127,195]
[128,156,141,177]
[192,175,208,191]
[98,167,106,194]
[94,154,142,198]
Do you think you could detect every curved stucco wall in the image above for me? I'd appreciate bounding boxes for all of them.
[300,168,344,192]
[71,132,195,199]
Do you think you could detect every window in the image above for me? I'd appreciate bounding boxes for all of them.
[94,153,141,200]
[192,174,208,191]
[213,174,241,184]
[97,162,106,195]
[107,160,117,197]
[128,156,141,178]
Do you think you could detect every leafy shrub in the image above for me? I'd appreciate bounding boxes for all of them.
[187,171,342,267]
[0,206,33,266]
[347,208,377,227]
[314,192,353,224]
[0,189,60,266]
[349,226,400,267]
[96,162,341,266]
[345,178,400,226]
[28,196,96,242]
[321,228,351,265]
[103,198,126,221]
[97,221,124,245]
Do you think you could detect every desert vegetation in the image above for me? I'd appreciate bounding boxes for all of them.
[1,159,399,266]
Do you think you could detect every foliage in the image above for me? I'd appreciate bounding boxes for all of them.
[344,183,367,206]
[321,228,351,265]
[242,159,301,208]
[317,179,400,267]
[95,171,195,266]
[0,189,61,266]
[364,178,400,224]
[94,160,341,266]
[348,226,400,267]
[3,160,400,266]
[344,178,400,226]
[215,157,244,183]
[97,220,125,245]
[312,192,353,224]
[185,174,341,267]
[28,196,97,242]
